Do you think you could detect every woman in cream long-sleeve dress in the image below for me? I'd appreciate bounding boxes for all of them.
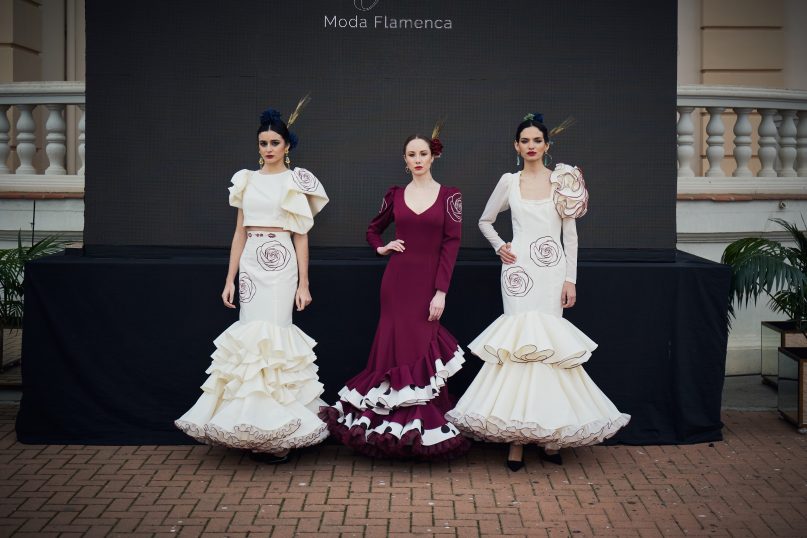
[446,114,629,471]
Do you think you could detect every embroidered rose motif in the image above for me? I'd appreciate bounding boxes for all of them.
[293,169,319,192]
[502,266,533,297]
[238,272,256,303]
[530,236,561,267]
[446,192,462,223]
[256,240,291,271]
[551,164,588,218]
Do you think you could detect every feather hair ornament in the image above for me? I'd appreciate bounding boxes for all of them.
[287,93,312,127]
[549,116,576,138]
[431,116,447,141]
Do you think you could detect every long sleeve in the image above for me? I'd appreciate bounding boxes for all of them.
[478,173,512,253]
[562,217,578,283]
[435,187,463,293]
[366,186,397,251]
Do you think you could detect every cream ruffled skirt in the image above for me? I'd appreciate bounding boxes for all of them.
[447,310,630,449]
[175,231,328,452]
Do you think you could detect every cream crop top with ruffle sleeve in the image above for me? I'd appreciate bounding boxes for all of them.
[228,167,329,234]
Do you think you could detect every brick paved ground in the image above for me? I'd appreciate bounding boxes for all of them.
[1,403,806,537]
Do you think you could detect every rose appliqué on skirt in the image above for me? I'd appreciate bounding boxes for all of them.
[256,240,291,271]
[502,266,534,297]
[293,169,319,192]
[446,192,462,223]
[238,272,257,303]
[530,236,561,267]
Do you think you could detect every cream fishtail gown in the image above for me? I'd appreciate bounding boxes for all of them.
[446,164,630,449]
[175,168,330,452]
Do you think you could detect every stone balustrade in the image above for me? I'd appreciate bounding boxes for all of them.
[0,82,85,193]
[677,85,807,195]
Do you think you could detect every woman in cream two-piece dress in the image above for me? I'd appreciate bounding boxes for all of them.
[176,102,329,463]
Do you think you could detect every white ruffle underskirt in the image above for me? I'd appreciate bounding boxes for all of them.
[337,351,465,415]
[175,319,328,452]
[450,309,628,449]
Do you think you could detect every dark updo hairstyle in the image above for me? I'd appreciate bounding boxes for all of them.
[402,134,443,157]
[514,113,549,145]
[256,108,298,150]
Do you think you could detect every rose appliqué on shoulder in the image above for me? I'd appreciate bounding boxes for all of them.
[256,241,291,271]
[530,236,561,267]
[502,266,534,297]
[446,191,462,223]
[292,169,319,193]
[238,272,256,303]
[551,164,588,218]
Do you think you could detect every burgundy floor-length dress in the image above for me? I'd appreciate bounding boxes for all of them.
[320,185,471,459]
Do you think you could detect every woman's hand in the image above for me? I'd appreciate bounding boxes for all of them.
[429,290,446,321]
[377,239,405,256]
[497,243,517,264]
[295,284,313,311]
[221,280,236,309]
[561,281,576,308]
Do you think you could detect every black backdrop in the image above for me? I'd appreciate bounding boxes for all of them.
[85,0,676,249]
[16,250,729,446]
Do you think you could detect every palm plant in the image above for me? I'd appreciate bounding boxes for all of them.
[722,218,807,330]
[0,232,66,329]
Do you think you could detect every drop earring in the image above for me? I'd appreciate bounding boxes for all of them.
[285,148,291,167]
[258,155,265,167]
[516,153,521,167]
[543,151,552,167]
[405,166,411,175]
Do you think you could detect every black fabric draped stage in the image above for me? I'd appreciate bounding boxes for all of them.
[15,248,730,446]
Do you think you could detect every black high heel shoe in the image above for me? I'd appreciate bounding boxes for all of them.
[538,447,563,466]
[249,451,290,464]
[506,458,524,472]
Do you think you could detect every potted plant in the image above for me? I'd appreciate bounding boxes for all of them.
[722,218,807,387]
[0,232,65,370]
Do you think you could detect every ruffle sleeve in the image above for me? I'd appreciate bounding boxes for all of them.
[550,163,588,219]
[281,168,329,234]
[227,169,250,208]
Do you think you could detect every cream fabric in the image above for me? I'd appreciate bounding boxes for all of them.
[176,232,328,452]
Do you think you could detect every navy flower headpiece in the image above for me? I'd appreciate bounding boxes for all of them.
[260,108,283,125]
[523,112,544,124]
[258,93,311,151]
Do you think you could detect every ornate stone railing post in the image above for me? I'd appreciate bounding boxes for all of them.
[797,110,807,177]
[0,105,9,174]
[77,104,85,176]
[15,104,36,174]
[732,107,753,177]
[677,106,695,177]
[45,104,67,175]
[778,109,797,177]
[758,108,779,178]
[705,107,726,177]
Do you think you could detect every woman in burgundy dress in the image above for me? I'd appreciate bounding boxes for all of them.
[320,129,470,459]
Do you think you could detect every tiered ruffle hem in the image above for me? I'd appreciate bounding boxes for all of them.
[320,328,471,459]
[447,311,630,449]
[175,320,329,452]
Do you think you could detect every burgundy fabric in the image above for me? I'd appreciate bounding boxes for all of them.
[366,186,462,293]
[321,184,468,459]
[320,404,472,460]
[345,325,458,394]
